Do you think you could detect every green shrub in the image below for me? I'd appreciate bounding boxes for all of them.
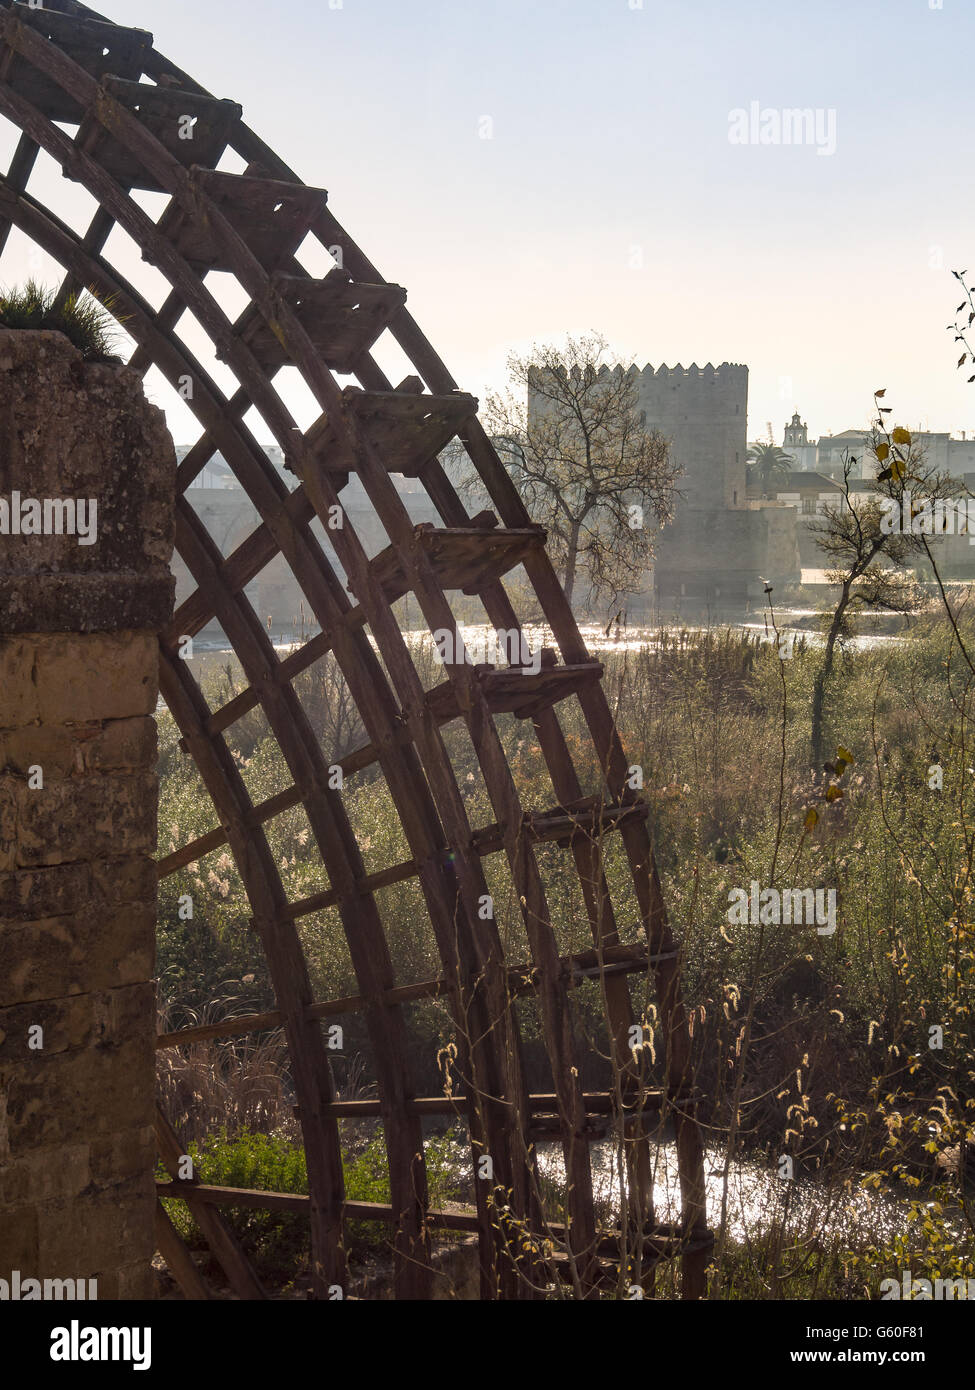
[160,1125,469,1286]
[161,1129,309,1285]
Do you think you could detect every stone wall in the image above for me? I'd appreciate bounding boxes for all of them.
[652,503,801,608]
[0,330,175,1300]
[630,362,749,511]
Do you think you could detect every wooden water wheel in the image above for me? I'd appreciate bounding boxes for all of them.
[0,0,710,1299]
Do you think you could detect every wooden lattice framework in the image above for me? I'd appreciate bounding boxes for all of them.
[0,0,711,1299]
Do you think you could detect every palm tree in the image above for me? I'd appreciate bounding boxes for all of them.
[746,442,795,493]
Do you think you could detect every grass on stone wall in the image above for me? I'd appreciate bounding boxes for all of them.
[0,279,123,360]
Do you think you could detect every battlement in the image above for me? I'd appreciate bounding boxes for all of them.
[577,361,749,382]
[540,359,750,511]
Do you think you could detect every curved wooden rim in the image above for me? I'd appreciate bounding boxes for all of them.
[0,0,708,1300]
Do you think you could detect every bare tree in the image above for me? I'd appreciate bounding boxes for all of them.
[808,395,959,767]
[483,334,681,612]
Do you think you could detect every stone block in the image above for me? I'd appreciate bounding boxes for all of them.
[0,856,160,921]
[0,637,39,729]
[0,1161,29,1207]
[35,632,159,723]
[21,1144,92,1205]
[35,1172,154,1274]
[0,717,156,780]
[9,770,158,867]
[90,856,157,910]
[3,988,155,1150]
[0,1205,38,1275]
[89,716,157,772]
[0,1206,38,1273]
[0,725,84,781]
[116,1259,157,1301]
[0,992,100,1058]
[88,1126,155,1187]
[0,576,175,635]
[0,863,91,921]
[0,900,156,1005]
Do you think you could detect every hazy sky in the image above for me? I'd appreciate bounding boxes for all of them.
[3,0,974,446]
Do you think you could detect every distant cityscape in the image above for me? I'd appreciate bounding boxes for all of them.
[767,410,975,482]
[176,381,975,637]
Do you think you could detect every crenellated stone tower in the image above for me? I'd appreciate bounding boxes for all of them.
[626,361,797,608]
[527,358,798,610]
[627,362,749,511]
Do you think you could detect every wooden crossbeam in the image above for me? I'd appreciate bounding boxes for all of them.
[3,4,150,122]
[155,940,667,1049]
[317,1089,696,1118]
[226,267,407,375]
[156,168,328,273]
[71,79,241,193]
[156,1179,712,1262]
[472,797,649,854]
[353,520,546,605]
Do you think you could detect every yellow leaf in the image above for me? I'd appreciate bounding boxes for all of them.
[836,745,854,764]
[892,426,912,444]
[804,807,819,831]
[890,458,906,481]
[825,785,844,802]
[875,443,890,461]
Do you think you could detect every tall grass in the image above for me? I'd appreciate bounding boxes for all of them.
[0,279,123,360]
[156,610,975,1295]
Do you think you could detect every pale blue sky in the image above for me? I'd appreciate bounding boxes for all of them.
[4,0,973,445]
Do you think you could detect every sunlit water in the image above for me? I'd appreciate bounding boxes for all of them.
[183,607,914,664]
[537,1142,905,1245]
[430,1136,913,1245]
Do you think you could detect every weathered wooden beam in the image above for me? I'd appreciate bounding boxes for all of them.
[154,1106,267,1301]
[174,499,433,1300]
[156,1180,712,1263]
[153,1200,211,1301]
[156,940,667,1049]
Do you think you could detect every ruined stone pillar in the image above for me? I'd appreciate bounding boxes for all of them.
[0,329,175,1300]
